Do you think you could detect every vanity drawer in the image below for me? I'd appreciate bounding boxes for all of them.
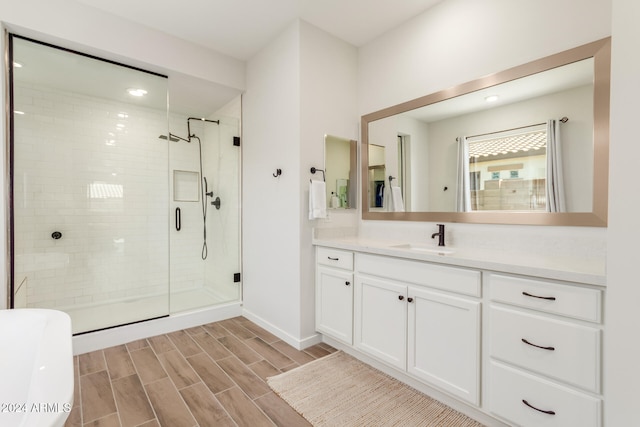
[356,253,480,297]
[488,273,602,322]
[317,247,353,271]
[490,306,600,393]
[489,361,601,427]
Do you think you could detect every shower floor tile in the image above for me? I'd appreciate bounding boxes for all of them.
[65,316,335,427]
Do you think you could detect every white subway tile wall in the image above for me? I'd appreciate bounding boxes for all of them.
[13,82,242,329]
[13,82,170,314]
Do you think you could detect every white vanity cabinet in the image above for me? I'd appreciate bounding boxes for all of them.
[354,253,482,405]
[407,286,480,405]
[315,247,354,345]
[314,242,606,426]
[354,274,408,369]
[486,273,604,427]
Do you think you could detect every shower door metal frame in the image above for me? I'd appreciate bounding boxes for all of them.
[6,33,170,333]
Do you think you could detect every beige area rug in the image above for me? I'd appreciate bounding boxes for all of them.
[267,351,485,427]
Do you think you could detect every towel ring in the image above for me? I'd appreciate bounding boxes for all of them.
[310,167,325,182]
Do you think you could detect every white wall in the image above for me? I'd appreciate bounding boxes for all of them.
[13,81,169,309]
[605,0,640,424]
[242,22,303,344]
[359,0,611,113]
[243,20,358,347]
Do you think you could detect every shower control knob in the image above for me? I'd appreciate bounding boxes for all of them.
[51,231,62,240]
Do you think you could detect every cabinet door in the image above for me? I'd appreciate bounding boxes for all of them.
[407,286,480,405]
[354,275,407,370]
[316,267,353,345]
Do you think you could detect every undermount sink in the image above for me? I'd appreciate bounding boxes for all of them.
[390,243,455,255]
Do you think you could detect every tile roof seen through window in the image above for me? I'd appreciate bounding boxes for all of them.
[468,130,546,158]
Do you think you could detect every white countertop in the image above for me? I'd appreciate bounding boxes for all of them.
[312,235,606,286]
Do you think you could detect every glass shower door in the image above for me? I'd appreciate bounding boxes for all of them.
[10,35,170,334]
[168,113,242,313]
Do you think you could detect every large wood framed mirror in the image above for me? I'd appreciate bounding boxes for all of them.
[361,37,610,226]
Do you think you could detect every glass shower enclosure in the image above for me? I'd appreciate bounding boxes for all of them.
[8,35,241,334]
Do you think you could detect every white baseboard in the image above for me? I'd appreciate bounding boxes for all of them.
[73,302,242,355]
[241,309,322,350]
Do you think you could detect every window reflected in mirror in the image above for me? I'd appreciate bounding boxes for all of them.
[460,118,575,213]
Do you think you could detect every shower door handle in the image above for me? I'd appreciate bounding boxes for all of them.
[176,207,181,231]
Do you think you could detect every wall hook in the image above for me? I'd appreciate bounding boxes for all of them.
[273,168,282,177]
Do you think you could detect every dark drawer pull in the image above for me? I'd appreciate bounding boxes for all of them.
[345,281,351,286]
[522,338,555,351]
[327,256,339,261]
[522,399,556,415]
[398,295,405,301]
[523,291,556,301]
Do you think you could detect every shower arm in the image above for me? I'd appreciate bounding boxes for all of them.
[168,117,220,143]
[187,117,220,142]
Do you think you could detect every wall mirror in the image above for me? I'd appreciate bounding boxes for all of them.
[325,134,357,209]
[361,37,610,226]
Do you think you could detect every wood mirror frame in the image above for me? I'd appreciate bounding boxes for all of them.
[361,37,610,226]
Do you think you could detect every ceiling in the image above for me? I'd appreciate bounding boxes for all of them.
[42,0,442,117]
[74,0,444,61]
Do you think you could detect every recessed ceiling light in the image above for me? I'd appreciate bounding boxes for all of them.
[485,95,499,103]
[127,88,147,97]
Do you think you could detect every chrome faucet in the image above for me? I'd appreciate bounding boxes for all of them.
[431,224,445,247]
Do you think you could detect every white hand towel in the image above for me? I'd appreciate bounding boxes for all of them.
[391,186,405,212]
[309,180,327,219]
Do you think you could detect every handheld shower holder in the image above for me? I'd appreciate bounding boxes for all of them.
[211,197,221,210]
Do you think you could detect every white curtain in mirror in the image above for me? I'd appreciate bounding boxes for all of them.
[546,119,566,212]
[456,137,471,212]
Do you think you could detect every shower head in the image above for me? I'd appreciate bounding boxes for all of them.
[158,134,180,142]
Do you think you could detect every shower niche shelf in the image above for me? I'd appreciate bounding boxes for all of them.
[173,170,200,202]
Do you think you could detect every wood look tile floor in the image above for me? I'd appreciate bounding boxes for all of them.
[64,317,336,427]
